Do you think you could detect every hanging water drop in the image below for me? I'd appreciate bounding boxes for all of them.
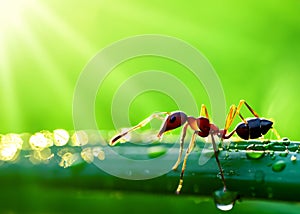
[213,189,238,211]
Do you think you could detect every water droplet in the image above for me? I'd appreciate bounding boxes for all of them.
[272,160,286,172]
[213,189,238,211]
[246,151,264,159]
[291,155,297,162]
[216,203,234,211]
[246,144,264,159]
[147,146,167,158]
[225,152,230,160]
[288,144,298,152]
[282,137,290,146]
[279,150,288,157]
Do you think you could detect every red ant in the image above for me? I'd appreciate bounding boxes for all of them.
[110,100,280,194]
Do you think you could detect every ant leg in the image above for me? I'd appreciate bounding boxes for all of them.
[221,105,237,139]
[238,112,248,124]
[221,111,248,139]
[238,100,281,140]
[200,104,210,118]
[225,105,237,131]
[272,127,281,140]
[200,104,226,190]
[172,123,189,171]
[222,104,252,139]
[236,100,260,118]
[210,133,227,191]
[176,131,197,194]
[109,112,169,145]
[222,130,236,139]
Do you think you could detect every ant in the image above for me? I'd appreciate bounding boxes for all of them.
[109,100,280,194]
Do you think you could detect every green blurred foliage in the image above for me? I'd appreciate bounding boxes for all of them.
[0,0,299,140]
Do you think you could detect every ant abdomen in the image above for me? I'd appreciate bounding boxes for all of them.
[236,118,273,140]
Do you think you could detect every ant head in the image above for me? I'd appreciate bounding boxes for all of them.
[157,111,188,137]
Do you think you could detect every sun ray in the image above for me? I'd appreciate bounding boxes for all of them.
[0,0,99,133]
[11,20,74,110]
[29,1,95,57]
[0,34,24,133]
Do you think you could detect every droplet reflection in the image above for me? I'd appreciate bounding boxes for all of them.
[213,189,238,211]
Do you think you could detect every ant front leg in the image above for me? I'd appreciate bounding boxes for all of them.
[176,131,197,194]
[109,112,169,146]
[172,123,189,171]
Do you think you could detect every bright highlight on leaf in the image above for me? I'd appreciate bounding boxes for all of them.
[71,131,89,146]
[81,147,94,163]
[0,134,23,161]
[59,152,79,168]
[29,132,53,150]
[53,129,70,146]
[92,147,105,161]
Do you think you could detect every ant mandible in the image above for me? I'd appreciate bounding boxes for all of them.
[109,100,281,194]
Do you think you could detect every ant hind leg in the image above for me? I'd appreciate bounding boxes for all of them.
[272,127,281,140]
[236,100,260,118]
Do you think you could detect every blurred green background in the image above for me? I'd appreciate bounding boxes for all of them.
[1,0,300,213]
[1,0,300,139]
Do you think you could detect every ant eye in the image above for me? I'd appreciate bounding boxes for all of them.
[170,116,176,123]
